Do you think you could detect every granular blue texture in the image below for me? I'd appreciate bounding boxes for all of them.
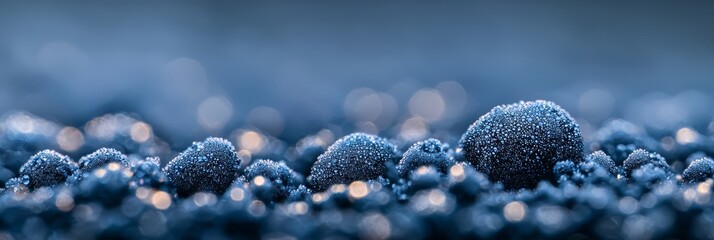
[631,163,673,188]
[4,98,714,239]
[308,133,400,191]
[397,138,454,177]
[592,119,657,165]
[244,159,303,202]
[78,148,128,172]
[623,149,671,177]
[164,137,241,197]
[130,157,169,190]
[18,150,78,189]
[459,100,583,190]
[682,157,714,183]
[585,150,619,176]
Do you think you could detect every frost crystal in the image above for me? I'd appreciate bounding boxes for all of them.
[592,119,656,164]
[78,148,129,172]
[623,149,671,177]
[164,137,241,197]
[397,138,454,177]
[585,151,618,176]
[130,157,169,190]
[459,100,583,189]
[308,133,400,191]
[244,159,303,202]
[19,150,78,189]
[682,157,714,183]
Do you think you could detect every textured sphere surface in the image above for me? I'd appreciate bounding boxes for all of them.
[585,151,618,176]
[623,149,670,177]
[164,137,241,197]
[79,148,129,172]
[308,133,400,191]
[682,157,714,183]
[20,150,78,189]
[397,138,454,177]
[244,159,303,201]
[459,100,583,190]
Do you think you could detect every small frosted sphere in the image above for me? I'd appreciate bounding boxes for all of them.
[631,163,673,187]
[164,137,241,197]
[244,159,303,202]
[682,157,714,183]
[623,149,670,177]
[78,148,129,172]
[130,157,169,190]
[308,133,400,192]
[397,138,454,177]
[287,184,312,202]
[592,119,656,164]
[585,151,618,176]
[459,100,584,190]
[19,150,78,189]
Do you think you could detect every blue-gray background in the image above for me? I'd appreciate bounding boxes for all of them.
[1,1,713,147]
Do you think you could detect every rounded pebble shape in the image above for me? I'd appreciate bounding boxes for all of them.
[631,163,672,187]
[308,133,400,191]
[682,157,714,183]
[78,148,129,172]
[585,151,618,176]
[397,138,454,177]
[19,150,78,189]
[459,100,584,190]
[163,137,241,197]
[130,157,169,190]
[244,159,303,201]
[623,149,670,177]
[593,119,656,164]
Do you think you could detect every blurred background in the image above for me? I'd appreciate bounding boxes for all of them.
[1,1,714,169]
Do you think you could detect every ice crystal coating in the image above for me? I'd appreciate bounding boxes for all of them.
[19,150,78,189]
[592,119,656,164]
[130,157,169,190]
[553,160,577,178]
[631,163,674,188]
[244,159,303,202]
[164,137,241,197]
[682,157,714,183]
[554,157,616,187]
[308,133,400,191]
[585,151,618,176]
[459,100,583,189]
[623,149,671,177]
[78,148,129,172]
[397,138,454,177]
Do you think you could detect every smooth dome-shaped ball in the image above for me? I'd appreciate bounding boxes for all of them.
[397,138,454,177]
[78,148,128,172]
[164,137,241,197]
[682,157,714,183]
[19,150,78,189]
[459,100,583,190]
[308,133,400,191]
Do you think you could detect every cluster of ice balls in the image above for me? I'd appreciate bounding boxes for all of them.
[3,100,714,239]
[8,100,714,196]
